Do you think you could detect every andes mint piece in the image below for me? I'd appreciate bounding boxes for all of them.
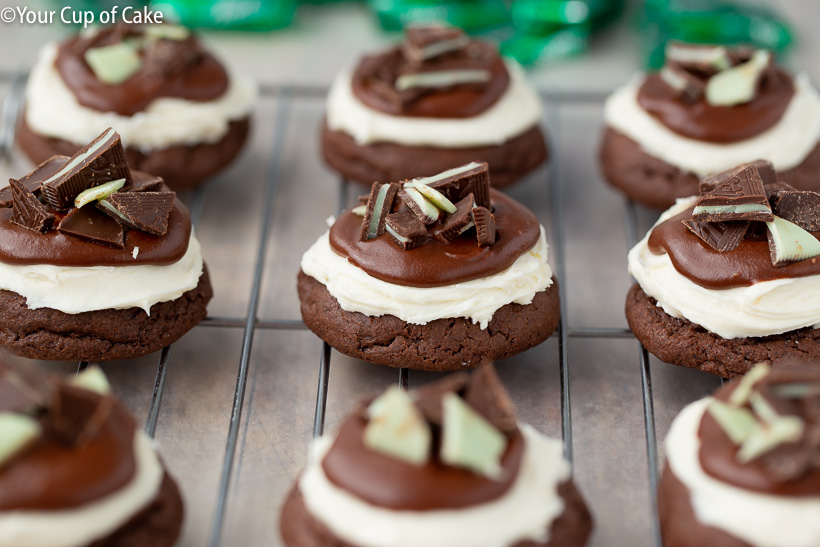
[705,49,771,107]
[84,42,142,85]
[41,128,132,210]
[463,365,517,434]
[729,362,771,406]
[351,205,367,217]
[143,36,201,79]
[707,399,760,445]
[404,181,457,213]
[0,155,69,207]
[71,365,111,395]
[694,165,773,222]
[665,42,732,75]
[660,63,705,103]
[771,190,820,232]
[472,206,496,246]
[385,211,427,250]
[9,179,55,234]
[413,373,469,426]
[440,194,476,242]
[399,186,441,225]
[74,178,126,209]
[364,386,432,466]
[395,69,491,92]
[45,384,114,447]
[737,413,804,463]
[764,180,796,200]
[0,412,41,469]
[440,392,507,478]
[98,191,175,236]
[765,216,820,266]
[130,171,165,192]
[58,206,125,248]
[699,160,776,195]
[360,182,400,241]
[414,162,490,209]
[682,219,749,252]
[403,25,469,65]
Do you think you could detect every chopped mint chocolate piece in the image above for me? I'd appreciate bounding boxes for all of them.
[707,399,760,445]
[414,162,490,209]
[403,25,469,65]
[412,373,469,426]
[700,160,776,196]
[772,382,820,399]
[85,42,142,85]
[765,216,820,266]
[729,362,771,406]
[665,42,732,75]
[440,194,476,242]
[694,165,773,222]
[385,211,427,250]
[143,35,201,79]
[98,191,175,236]
[404,181,457,213]
[351,205,367,217]
[364,386,432,466]
[9,179,55,233]
[660,63,705,103]
[58,206,125,248]
[395,69,492,92]
[41,128,132,210]
[737,413,804,463]
[130,171,165,192]
[360,182,400,241]
[71,365,111,395]
[74,178,126,209]
[463,365,517,434]
[705,50,771,107]
[440,392,507,478]
[682,219,749,252]
[472,206,496,246]
[45,384,114,447]
[0,412,41,469]
[399,186,441,225]
[771,190,820,232]
[0,155,68,208]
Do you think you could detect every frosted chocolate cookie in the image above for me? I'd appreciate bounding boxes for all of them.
[601,43,820,209]
[281,364,592,546]
[0,362,183,546]
[626,161,820,377]
[298,162,559,371]
[322,25,548,188]
[658,362,820,546]
[17,24,256,190]
[0,128,211,361]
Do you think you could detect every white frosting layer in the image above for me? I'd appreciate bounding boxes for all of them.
[299,424,571,547]
[666,398,820,547]
[326,60,542,148]
[25,43,257,153]
[300,226,553,329]
[628,197,820,339]
[0,431,165,547]
[0,233,203,314]
[605,74,820,177]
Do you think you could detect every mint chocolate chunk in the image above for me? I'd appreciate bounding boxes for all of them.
[143,35,201,79]
[412,373,469,426]
[385,211,427,250]
[41,128,132,210]
[665,42,732,75]
[9,179,55,234]
[395,69,491,92]
[413,162,490,209]
[361,182,400,241]
[700,160,776,196]
[694,164,773,222]
[770,190,820,232]
[44,384,113,447]
[472,206,496,246]
[463,364,517,434]
[705,50,771,107]
[440,194,476,242]
[130,170,165,192]
[398,186,441,225]
[682,219,749,252]
[58,206,124,248]
[766,216,820,266]
[98,191,175,236]
[85,42,141,85]
[403,25,469,65]
[660,63,705,103]
[0,155,68,208]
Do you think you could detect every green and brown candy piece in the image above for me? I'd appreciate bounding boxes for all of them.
[385,210,427,250]
[9,179,55,234]
[97,191,176,236]
[361,181,400,241]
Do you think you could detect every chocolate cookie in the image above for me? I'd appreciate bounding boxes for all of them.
[297,271,559,371]
[17,115,251,191]
[0,269,212,361]
[600,128,820,210]
[625,283,820,378]
[280,478,592,547]
[90,472,184,547]
[321,123,548,189]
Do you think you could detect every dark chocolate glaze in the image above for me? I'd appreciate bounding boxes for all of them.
[637,68,795,143]
[56,34,229,117]
[322,415,524,510]
[0,398,137,510]
[647,204,820,288]
[329,189,541,288]
[351,43,509,119]
[697,382,820,497]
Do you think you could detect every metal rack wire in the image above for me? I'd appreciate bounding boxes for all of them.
[0,74,674,547]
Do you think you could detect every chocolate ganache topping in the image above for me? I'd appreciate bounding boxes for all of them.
[56,24,229,117]
[698,361,820,497]
[351,24,510,119]
[0,361,137,511]
[322,365,526,510]
[637,43,794,143]
[0,129,190,267]
[330,162,540,287]
[648,161,820,288]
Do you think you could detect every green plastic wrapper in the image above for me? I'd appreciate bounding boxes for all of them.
[149,0,296,30]
[367,0,511,33]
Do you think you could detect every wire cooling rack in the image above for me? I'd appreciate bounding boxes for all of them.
[0,72,724,547]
